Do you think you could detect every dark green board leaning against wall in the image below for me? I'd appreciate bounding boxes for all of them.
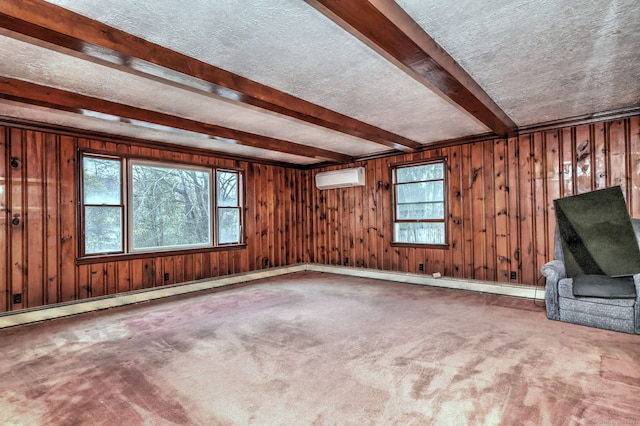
[554,185,640,278]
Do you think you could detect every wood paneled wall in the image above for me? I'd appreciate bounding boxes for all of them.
[2,114,639,313]
[307,116,640,286]
[0,125,307,312]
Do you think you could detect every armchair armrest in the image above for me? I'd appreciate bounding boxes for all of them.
[541,260,566,321]
[541,260,566,281]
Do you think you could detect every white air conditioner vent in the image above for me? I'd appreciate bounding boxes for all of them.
[315,167,366,190]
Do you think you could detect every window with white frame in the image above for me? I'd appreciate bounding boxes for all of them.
[392,159,447,246]
[80,153,243,256]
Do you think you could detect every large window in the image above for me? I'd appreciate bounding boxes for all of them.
[392,159,447,246]
[81,153,243,256]
[130,161,212,251]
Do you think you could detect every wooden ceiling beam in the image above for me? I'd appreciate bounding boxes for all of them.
[306,0,517,138]
[0,0,421,152]
[0,77,352,163]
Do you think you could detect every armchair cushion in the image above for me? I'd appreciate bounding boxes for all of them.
[572,274,637,298]
[558,280,635,306]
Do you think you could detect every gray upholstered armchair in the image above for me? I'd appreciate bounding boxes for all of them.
[541,219,640,334]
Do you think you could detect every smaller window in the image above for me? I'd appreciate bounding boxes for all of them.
[216,170,242,244]
[82,156,124,255]
[392,159,447,246]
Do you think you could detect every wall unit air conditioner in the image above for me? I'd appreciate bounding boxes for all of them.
[315,167,366,190]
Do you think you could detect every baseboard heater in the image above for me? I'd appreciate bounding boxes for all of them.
[0,264,540,329]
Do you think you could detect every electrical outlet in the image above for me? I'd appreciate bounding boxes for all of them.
[419,263,424,271]
[510,271,517,280]
[12,293,22,304]
[344,257,349,265]
[164,273,170,281]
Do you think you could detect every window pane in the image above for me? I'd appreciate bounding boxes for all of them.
[397,163,443,183]
[218,208,240,244]
[394,222,445,244]
[217,171,238,207]
[397,202,444,220]
[397,181,443,203]
[85,206,123,254]
[132,164,211,250]
[83,157,121,204]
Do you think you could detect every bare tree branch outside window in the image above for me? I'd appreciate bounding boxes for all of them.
[83,156,123,254]
[132,163,211,250]
[80,153,244,256]
[393,161,446,245]
[216,171,241,244]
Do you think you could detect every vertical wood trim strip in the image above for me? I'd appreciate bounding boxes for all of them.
[461,144,473,278]
[535,132,548,284]
[519,134,533,285]
[604,122,612,188]
[27,131,45,307]
[9,128,24,310]
[471,142,486,280]
[624,118,632,210]
[0,127,7,312]
[630,116,640,218]
[493,140,507,282]
[593,122,606,190]
[59,136,76,302]
[544,130,560,261]
[574,124,590,194]
[450,146,463,277]
[366,163,376,269]
[589,124,596,191]
[515,135,527,284]
[484,140,497,281]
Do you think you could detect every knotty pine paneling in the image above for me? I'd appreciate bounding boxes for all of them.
[1,125,306,312]
[2,115,639,312]
[0,127,7,313]
[309,115,640,286]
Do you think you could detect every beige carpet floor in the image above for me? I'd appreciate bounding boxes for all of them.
[0,272,638,425]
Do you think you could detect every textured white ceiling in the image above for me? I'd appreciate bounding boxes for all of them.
[0,99,318,165]
[0,34,389,157]
[397,0,640,125]
[44,0,490,142]
[0,0,637,165]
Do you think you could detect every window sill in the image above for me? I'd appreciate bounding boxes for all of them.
[76,243,247,265]
[390,242,450,250]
